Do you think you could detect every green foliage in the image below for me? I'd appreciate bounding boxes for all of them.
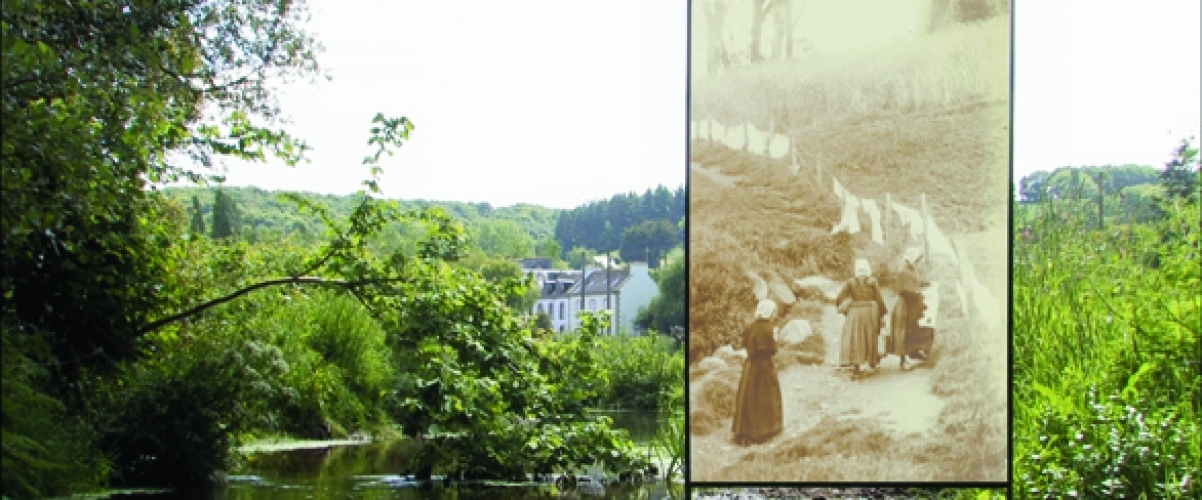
[1,332,108,498]
[468,219,535,258]
[1018,165,1161,204]
[636,246,686,338]
[567,246,596,269]
[260,289,394,437]
[3,0,320,492]
[210,187,244,240]
[619,219,679,269]
[554,186,686,256]
[190,196,207,237]
[1014,193,1200,498]
[595,333,684,412]
[1159,137,1200,203]
[536,236,563,261]
[3,0,681,492]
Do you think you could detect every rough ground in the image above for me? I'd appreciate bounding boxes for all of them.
[688,107,1008,482]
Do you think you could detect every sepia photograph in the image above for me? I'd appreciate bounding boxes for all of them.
[691,486,1007,500]
[688,0,1011,482]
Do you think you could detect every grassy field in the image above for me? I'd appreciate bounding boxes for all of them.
[688,14,1009,482]
[1012,198,1200,498]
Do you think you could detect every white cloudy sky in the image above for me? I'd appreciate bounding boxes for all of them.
[1013,1,1200,181]
[200,1,1199,207]
[206,1,688,209]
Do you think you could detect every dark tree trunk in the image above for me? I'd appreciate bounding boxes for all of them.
[777,0,794,59]
[706,1,731,72]
[926,0,952,33]
[749,0,771,62]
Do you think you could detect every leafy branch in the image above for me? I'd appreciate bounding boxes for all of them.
[137,113,417,336]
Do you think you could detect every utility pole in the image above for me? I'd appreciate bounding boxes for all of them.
[606,250,612,335]
[579,257,586,332]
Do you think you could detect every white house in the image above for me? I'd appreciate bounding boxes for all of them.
[531,270,583,333]
[531,261,659,335]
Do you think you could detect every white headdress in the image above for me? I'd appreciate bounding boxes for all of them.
[904,247,924,265]
[755,299,778,320]
[854,258,872,278]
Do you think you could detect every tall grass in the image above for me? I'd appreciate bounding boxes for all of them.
[595,332,684,412]
[1013,197,1200,498]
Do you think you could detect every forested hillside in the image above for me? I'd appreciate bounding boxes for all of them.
[163,186,559,253]
[554,185,686,268]
[165,183,687,266]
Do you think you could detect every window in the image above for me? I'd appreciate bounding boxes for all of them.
[558,302,565,319]
[588,299,596,310]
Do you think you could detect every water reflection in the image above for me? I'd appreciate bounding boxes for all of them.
[83,412,680,499]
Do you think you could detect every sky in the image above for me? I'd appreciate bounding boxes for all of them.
[197,1,1199,207]
[206,1,688,210]
[1013,0,1200,182]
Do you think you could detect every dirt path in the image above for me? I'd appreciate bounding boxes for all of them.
[691,292,946,478]
[689,147,1008,480]
[691,162,737,188]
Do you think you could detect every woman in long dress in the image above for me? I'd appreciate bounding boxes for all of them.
[888,247,929,369]
[731,299,784,445]
[837,259,887,375]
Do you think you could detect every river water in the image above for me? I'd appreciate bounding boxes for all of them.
[96,411,681,500]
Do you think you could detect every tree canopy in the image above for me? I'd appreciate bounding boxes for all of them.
[1,1,653,495]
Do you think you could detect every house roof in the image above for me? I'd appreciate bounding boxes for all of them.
[539,271,582,299]
[567,268,631,295]
[519,257,554,270]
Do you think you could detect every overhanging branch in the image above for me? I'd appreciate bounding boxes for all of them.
[137,276,402,335]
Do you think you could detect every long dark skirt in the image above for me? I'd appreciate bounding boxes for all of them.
[888,292,924,357]
[839,301,880,367]
[731,354,783,444]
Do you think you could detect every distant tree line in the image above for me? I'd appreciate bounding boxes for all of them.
[1016,138,1200,225]
[554,185,686,268]
[173,183,688,270]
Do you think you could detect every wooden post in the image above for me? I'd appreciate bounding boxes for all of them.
[743,121,751,153]
[790,138,800,175]
[948,237,976,349]
[765,120,775,168]
[920,193,932,276]
[884,193,892,245]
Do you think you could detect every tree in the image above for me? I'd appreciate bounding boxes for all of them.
[211,187,243,239]
[1160,137,1200,203]
[470,219,534,259]
[535,236,563,261]
[3,0,322,494]
[190,196,207,236]
[635,246,685,340]
[748,0,773,62]
[703,0,733,71]
[534,311,553,332]
[619,219,678,269]
[567,246,596,269]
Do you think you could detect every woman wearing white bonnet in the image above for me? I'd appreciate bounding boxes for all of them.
[836,258,887,376]
[888,246,930,369]
[903,246,924,266]
[731,298,784,445]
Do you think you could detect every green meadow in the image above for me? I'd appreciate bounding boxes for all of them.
[1012,157,1200,498]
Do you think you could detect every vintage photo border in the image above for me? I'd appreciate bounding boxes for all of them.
[681,0,1017,490]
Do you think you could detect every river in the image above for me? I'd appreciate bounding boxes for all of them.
[89,411,682,500]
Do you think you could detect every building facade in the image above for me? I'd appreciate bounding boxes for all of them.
[530,261,659,335]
